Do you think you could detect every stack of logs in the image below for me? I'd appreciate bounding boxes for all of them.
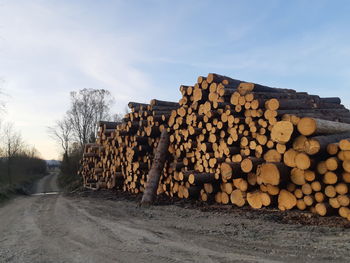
[80,101,178,193]
[79,73,350,221]
[80,121,121,190]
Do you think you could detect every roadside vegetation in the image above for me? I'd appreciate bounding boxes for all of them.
[0,84,47,202]
[0,123,47,202]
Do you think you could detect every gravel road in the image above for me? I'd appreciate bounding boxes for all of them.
[1,173,350,263]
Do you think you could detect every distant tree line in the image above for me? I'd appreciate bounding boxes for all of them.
[0,122,47,187]
[48,88,123,181]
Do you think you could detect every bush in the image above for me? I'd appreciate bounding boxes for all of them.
[58,145,83,191]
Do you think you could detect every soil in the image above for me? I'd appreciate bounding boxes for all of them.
[1,173,350,262]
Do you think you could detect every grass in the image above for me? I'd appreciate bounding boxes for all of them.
[58,172,82,192]
[0,172,47,204]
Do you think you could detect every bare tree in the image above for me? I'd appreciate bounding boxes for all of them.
[48,116,72,159]
[67,89,114,148]
[3,122,22,158]
[2,122,23,185]
[25,146,41,159]
[113,113,123,122]
[112,105,129,122]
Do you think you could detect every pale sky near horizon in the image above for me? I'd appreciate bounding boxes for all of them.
[1,0,350,160]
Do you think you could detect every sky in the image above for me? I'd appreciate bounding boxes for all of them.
[1,0,350,160]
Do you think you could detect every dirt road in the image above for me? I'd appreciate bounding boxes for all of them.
[1,173,350,262]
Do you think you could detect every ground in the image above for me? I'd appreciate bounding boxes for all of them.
[1,173,350,263]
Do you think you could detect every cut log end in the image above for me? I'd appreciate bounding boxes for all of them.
[271,121,294,144]
[297,117,316,136]
[278,189,297,211]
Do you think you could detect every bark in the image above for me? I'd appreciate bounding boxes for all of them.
[188,173,216,185]
[150,99,179,107]
[141,130,170,206]
[128,102,149,109]
[305,132,350,155]
[206,73,242,86]
[297,118,350,136]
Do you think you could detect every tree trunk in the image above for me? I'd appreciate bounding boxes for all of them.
[141,130,170,206]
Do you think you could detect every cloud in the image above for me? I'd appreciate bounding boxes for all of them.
[0,1,157,159]
[1,0,350,159]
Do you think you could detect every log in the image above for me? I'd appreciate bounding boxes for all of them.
[290,168,306,185]
[270,121,294,144]
[240,157,264,173]
[219,192,229,204]
[343,160,350,173]
[238,82,295,95]
[150,99,179,107]
[128,101,149,109]
[183,186,201,198]
[315,192,325,203]
[278,108,350,116]
[329,197,341,209]
[99,121,119,129]
[278,189,297,211]
[295,152,312,170]
[336,183,348,194]
[141,130,170,206]
[283,149,298,167]
[315,203,334,216]
[150,106,179,111]
[230,189,246,207]
[325,157,340,171]
[257,162,289,186]
[247,191,263,209]
[337,194,349,206]
[267,98,314,110]
[251,92,311,100]
[304,132,350,155]
[233,178,248,191]
[188,173,216,185]
[206,73,241,86]
[269,98,343,110]
[339,139,350,150]
[325,185,337,198]
[339,207,350,219]
[297,117,350,136]
[220,162,242,181]
[320,97,341,104]
[296,199,306,210]
[263,149,281,162]
[327,143,339,155]
[323,171,338,184]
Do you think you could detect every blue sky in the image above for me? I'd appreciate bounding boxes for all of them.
[1,0,350,159]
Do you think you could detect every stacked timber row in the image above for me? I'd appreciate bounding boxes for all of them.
[80,121,121,190]
[114,100,178,193]
[278,121,350,219]
[80,100,178,192]
[78,73,350,221]
[160,74,350,209]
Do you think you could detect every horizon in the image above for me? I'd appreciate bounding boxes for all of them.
[1,0,350,159]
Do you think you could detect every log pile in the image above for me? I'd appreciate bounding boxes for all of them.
[80,101,177,193]
[80,121,121,190]
[114,100,177,193]
[79,73,350,221]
